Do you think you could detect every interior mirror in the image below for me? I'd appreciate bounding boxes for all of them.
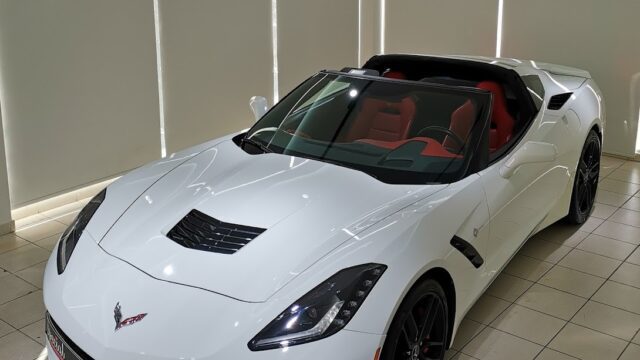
[249,96,269,122]
[500,141,557,178]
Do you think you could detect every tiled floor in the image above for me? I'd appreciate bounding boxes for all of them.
[0,156,640,360]
[448,156,640,360]
[0,198,89,360]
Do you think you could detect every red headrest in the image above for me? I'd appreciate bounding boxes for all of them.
[383,71,406,80]
[477,81,514,149]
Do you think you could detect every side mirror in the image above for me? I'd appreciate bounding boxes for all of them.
[249,96,269,122]
[500,141,557,178]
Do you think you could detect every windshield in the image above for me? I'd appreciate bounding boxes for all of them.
[243,72,491,184]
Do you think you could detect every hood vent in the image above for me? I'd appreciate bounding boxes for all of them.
[167,210,266,254]
[547,92,573,110]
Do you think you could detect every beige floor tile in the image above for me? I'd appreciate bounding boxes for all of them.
[598,178,640,196]
[0,319,12,338]
[577,217,604,233]
[20,319,45,346]
[611,262,640,289]
[593,281,640,314]
[576,234,636,260]
[628,247,640,265]
[0,274,37,305]
[601,156,625,168]
[0,244,50,272]
[608,168,640,184]
[0,234,28,255]
[34,233,61,251]
[503,255,554,282]
[448,351,478,360]
[461,327,542,360]
[15,219,67,242]
[0,291,44,328]
[534,226,589,248]
[490,304,565,345]
[56,213,79,226]
[452,318,486,350]
[633,331,640,345]
[572,301,640,341]
[622,196,640,212]
[539,266,605,298]
[519,239,572,264]
[465,295,511,325]
[609,208,640,228]
[534,348,579,360]
[0,331,44,360]
[515,284,586,320]
[486,273,533,302]
[558,249,622,278]
[14,214,48,231]
[14,261,47,289]
[620,343,640,360]
[549,323,627,360]
[595,190,632,207]
[591,202,618,219]
[600,167,615,179]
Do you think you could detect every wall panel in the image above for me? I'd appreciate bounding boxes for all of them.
[385,0,499,57]
[278,0,359,95]
[0,0,161,206]
[502,0,640,156]
[159,0,272,153]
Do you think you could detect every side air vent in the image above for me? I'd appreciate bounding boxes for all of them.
[547,92,573,110]
[167,209,266,254]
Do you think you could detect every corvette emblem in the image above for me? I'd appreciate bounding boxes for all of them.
[113,302,147,331]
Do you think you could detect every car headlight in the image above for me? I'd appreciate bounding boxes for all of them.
[248,263,387,351]
[56,189,106,274]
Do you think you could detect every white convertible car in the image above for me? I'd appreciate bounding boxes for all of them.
[43,54,604,360]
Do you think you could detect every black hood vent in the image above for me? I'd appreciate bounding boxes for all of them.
[167,209,266,254]
[547,92,573,110]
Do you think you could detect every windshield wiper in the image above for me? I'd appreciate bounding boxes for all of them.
[240,137,273,154]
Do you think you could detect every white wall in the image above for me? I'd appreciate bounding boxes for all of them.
[0,0,161,206]
[159,0,273,153]
[0,101,13,231]
[277,0,360,95]
[385,0,499,57]
[501,0,640,157]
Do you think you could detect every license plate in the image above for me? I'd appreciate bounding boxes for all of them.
[45,314,85,360]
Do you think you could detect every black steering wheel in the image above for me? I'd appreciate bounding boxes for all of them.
[415,126,465,152]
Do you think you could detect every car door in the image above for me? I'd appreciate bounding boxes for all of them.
[479,128,572,278]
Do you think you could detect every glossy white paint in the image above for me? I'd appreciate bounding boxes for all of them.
[44,56,604,359]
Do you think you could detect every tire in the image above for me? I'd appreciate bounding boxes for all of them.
[381,279,449,360]
[566,129,601,224]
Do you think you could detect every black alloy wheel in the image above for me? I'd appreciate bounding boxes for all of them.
[381,280,449,360]
[567,129,601,224]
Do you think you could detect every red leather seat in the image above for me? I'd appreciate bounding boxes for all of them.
[383,70,407,80]
[477,81,515,151]
[344,97,416,142]
[357,137,461,158]
[443,100,475,151]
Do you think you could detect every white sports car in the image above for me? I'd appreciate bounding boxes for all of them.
[43,54,604,360]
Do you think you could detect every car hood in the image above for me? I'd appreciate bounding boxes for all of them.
[99,139,446,302]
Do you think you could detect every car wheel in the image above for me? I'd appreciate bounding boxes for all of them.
[567,129,601,224]
[381,279,449,360]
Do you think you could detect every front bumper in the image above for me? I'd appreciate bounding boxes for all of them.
[43,234,384,360]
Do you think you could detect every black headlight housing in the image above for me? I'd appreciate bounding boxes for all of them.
[248,263,387,351]
[56,189,106,274]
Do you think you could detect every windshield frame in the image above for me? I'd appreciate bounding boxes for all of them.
[243,71,492,184]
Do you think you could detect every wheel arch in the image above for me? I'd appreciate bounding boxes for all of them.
[416,267,456,348]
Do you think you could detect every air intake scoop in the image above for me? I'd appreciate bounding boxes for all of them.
[167,209,265,255]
